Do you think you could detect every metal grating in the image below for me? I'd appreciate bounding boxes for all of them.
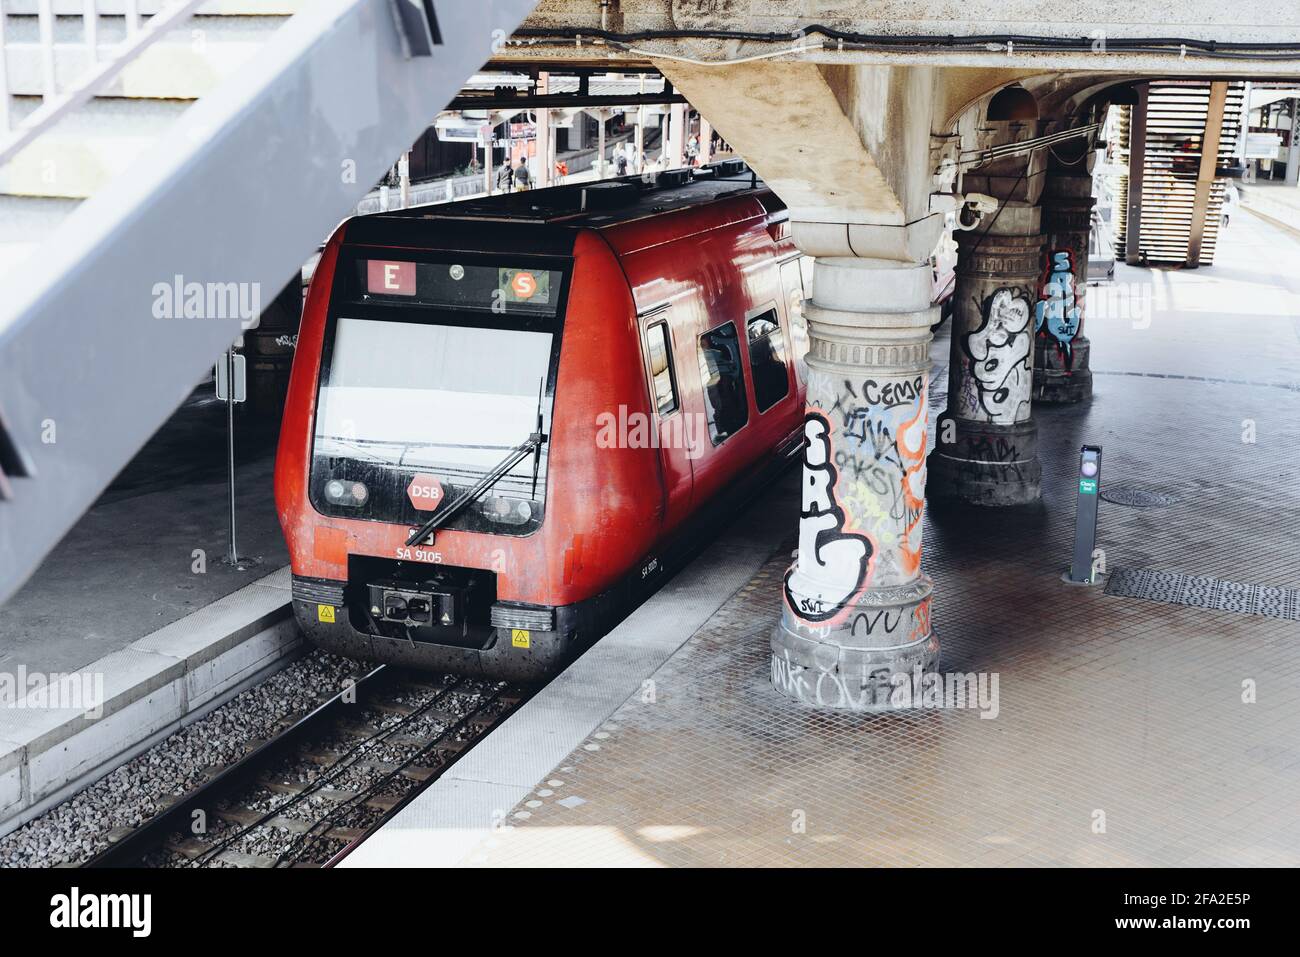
[1105,568,1300,621]
[490,603,556,631]
[291,575,345,607]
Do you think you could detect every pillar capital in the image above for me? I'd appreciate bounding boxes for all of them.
[976,201,1042,238]
[792,213,947,262]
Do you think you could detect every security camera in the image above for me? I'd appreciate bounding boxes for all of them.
[956,193,999,231]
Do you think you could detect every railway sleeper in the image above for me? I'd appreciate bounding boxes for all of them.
[215,807,312,834]
[369,700,419,717]
[302,747,354,765]
[352,758,439,781]
[259,777,360,801]
[162,837,276,869]
[326,826,369,843]
[398,678,450,694]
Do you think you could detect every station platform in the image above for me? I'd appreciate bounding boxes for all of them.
[348,208,1300,867]
[0,384,296,832]
[1239,181,1300,237]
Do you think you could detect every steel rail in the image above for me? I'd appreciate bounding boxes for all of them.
[82,665,389,868]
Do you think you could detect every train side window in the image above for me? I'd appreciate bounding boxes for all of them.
[645,321,678,415]
[746,307,790,412]
[697,321,749,445]
[780,259,811,385]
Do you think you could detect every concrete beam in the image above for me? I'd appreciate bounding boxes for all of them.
[505,0,1300,76]
[656,61,902,223]
[658,60,945,260]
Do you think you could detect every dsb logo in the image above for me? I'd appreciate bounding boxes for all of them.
[407,474,445,511]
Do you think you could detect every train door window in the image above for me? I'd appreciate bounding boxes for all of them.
[780,259,811,384]
[697,321,749,445]
[746,307,790,412]
[645,321,678,416]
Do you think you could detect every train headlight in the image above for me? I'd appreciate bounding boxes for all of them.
[324,479,369,506]
[479,496,532,525]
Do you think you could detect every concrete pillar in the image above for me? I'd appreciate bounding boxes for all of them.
[929,201,1044,505]
[1286,98,1300,188]
[1034,166,1096,404]
[652,59,947,709]
[772,255,939,710]
[597,113,606,178]
[535,74,551,189]
[666,103,686,168]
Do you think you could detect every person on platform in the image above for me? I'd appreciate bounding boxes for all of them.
[495,161,513,194]
[514,157,532,191]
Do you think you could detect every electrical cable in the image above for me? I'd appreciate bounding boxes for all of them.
[510,25,1300,58]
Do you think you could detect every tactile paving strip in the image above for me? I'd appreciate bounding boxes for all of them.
[1105,567,1300,621]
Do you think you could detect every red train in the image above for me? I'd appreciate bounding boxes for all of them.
[275,161,810,679]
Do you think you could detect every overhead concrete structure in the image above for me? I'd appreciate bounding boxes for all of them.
[495,0,1300,708]
[505,1,1300,75]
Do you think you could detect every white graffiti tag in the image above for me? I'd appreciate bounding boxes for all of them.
[784,413,873,622]
[960,287,1033,423]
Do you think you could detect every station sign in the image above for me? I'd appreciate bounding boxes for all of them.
[214,353,246,403]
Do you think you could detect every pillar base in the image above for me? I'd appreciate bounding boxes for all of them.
[1033,335,1093,404]
[771,577,938,712]
[928,417,1042,506]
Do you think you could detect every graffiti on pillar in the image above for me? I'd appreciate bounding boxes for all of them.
[959,287,1033,424]
[1035,249,1082,364]
[827,374,927,582]
[783,411,874,623]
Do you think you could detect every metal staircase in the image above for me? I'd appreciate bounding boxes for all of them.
[1,1,299,275]
[0,0,539,604]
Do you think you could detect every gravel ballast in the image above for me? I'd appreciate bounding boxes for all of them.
[0,650,362,868]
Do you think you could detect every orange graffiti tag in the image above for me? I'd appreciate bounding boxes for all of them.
[896,383,927,576]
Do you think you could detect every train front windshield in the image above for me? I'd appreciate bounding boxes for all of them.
[308,254,566,536]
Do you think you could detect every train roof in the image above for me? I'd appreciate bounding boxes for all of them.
[342,159,787,257]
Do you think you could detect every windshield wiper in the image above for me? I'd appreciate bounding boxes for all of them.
[405,380,548,547]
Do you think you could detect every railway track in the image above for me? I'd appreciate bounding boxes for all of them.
[84,666,525,868]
